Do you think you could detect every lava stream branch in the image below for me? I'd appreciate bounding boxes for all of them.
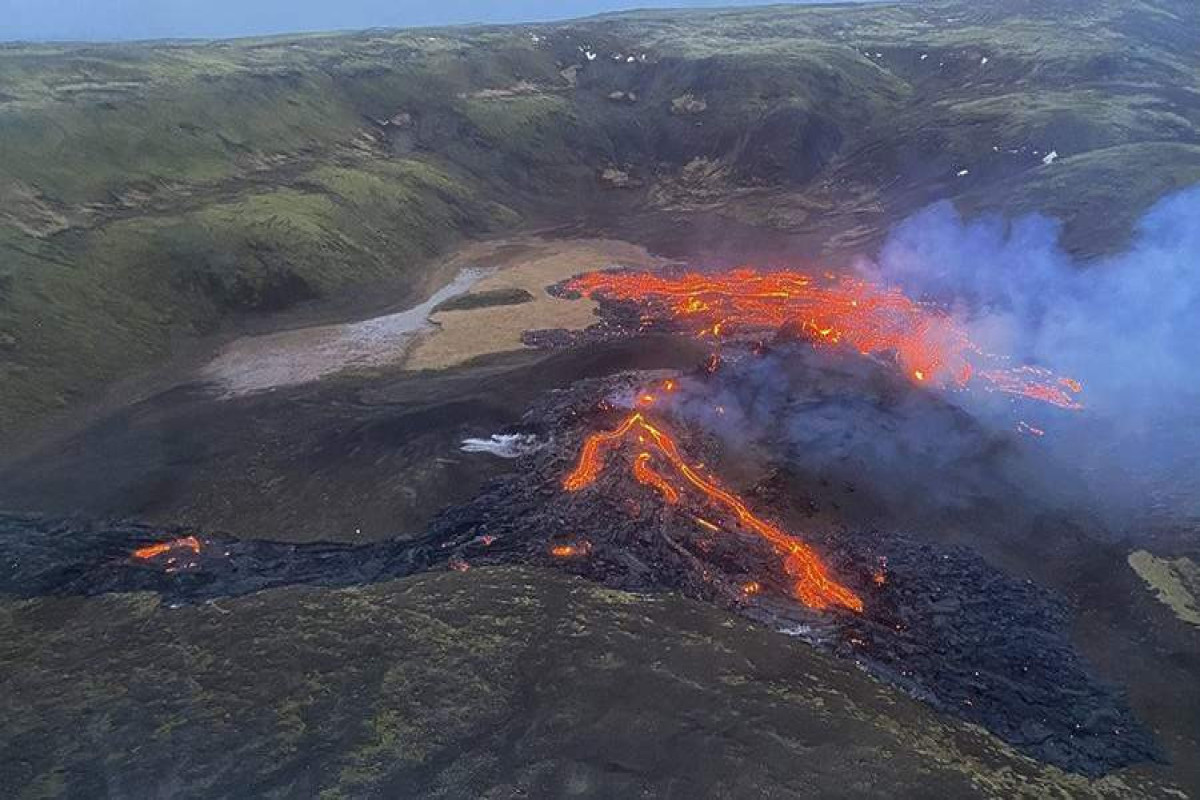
[633,452,681,504]
[132,536,202,561]
[563,410,863,613]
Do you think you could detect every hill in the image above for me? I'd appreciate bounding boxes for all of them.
[2,0,1200,435]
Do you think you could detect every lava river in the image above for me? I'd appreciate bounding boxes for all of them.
[562,381,863,613]
[565,267,1083,410]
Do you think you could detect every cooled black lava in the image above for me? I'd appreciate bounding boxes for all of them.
[0,367,1160,777]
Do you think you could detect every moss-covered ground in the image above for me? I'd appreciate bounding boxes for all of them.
[0,567,1183,799]
[2,0,1199,435]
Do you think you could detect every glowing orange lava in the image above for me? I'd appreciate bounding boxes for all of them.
[550,542,591,558]
[132,536,202,561]
[978,366,1083,411]
[563,407,863,613]
[633,452,681,504]
[566,268,1083,410]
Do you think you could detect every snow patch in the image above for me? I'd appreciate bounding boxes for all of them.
[460,434,541,459]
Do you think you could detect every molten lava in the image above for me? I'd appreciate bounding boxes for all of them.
[563,406,863,613]
[550,541,592,558]
[633,452,681,504]
[132,536,202,561]
[566,268,1082,410]
[556,268,1083,612]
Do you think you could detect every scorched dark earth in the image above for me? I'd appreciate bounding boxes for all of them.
[3,1,1200,798]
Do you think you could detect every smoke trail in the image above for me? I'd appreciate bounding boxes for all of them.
[662,347,1043,535]
[858,187,1200,524]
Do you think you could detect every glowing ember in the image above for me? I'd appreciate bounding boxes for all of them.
[132,536,201,561]
[1017,420,1046,438]
[873,557,889,586]
[979,366,1082,411]
[550,542,591,558]
[563,409,863,613]
[565,268,1083,410]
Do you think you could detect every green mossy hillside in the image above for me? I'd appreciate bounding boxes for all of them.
[2,0,1199,433]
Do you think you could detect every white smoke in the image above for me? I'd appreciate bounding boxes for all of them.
[856,187,1200,524]
[657,187,1200,532]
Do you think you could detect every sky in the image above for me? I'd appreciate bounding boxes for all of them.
[0,0,867,42]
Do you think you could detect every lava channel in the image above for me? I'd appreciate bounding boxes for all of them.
[562,402,863,613]
[132,536,202,561]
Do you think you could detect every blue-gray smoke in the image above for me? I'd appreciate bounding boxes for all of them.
[860,187,1200,524]
[867,188,1200,423]
[662,188,1200,532]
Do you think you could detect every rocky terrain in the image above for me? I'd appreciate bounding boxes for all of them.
[3,1,1200,798]
[6,565,1173,799]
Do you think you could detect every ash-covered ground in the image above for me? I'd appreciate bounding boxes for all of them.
[0,357,1162,777]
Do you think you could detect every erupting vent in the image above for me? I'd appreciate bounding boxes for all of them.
[565,268,1083,410]
[562,385,863,613]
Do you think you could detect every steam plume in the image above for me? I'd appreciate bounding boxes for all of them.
[652,188,1200,533]
[858,187,1200,525]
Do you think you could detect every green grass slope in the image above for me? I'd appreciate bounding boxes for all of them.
[1,0,1199,434]
[0,567,1180,798]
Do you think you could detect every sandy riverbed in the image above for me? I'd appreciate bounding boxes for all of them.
[201,236,668,395]
[202,269,486,396]
[403,237,667,370]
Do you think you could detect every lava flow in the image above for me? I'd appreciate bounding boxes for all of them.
[132,536,202,561]
[562,398,863,613]
[566,268,1083,410]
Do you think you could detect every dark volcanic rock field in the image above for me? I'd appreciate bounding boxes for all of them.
[0,364,1163,776]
